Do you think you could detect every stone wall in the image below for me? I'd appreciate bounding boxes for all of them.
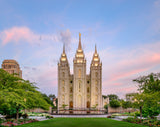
[108,106,136,113]
[24,107,52,113]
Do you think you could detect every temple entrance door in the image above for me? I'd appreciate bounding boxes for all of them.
[69,101,73,114]
[87,101,90,114]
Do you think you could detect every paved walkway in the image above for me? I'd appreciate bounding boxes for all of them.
[51,114,109,118]
[29,116,49,121]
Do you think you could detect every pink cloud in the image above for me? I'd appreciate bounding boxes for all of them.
[109,68,148,82]
[0,27,39,45]
[0,27,73,48]
[101,42,160,98]
[103,45,160,82]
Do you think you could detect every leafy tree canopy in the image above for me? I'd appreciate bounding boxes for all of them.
[121,100,132,109]
[107,94,118,101]
[0,69,50,119]
[133,73,160,93]
[109,99,120,108]
[133,73,160,118]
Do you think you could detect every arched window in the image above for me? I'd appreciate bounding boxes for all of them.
[95,72,98,77]
[62,72,65,77]
[62,87,65,92]
[70,87,73,93]
[96,87,98,92]
[79,80,81,92]
[62,80,65,85]
[62,95,65,100]
[78,69,81,78]
[95,80,98,85]
[87,87,90,93]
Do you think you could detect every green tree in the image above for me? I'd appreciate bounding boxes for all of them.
[104,104,108,113]
[41,93,53,105]
[107,94,118,101]
[49,94,56,101]
[0,69,50,120]
[121,100,132,109]
[133,73,160,93]
[132,93,144,120]
[109,99,120,108]
[133,73,160,118]
[41,93,57,112]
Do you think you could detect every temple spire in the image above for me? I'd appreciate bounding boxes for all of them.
[78,32,82,50]
[95,44,97,54]
[63,43,65,54]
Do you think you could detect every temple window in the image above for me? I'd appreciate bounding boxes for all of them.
[95,80,98,85]
[87,87,90,93]
[78,69,81,78]
[79,80,81,92]
[70,87,73,93]
[96,87,98,92]
[62,95,65,100]
[62,72,65,77]
[62,87,65,92]
[95,72,98,77]
[62,80,65,85]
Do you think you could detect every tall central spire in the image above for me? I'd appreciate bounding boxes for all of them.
[78,32,82,50]
[63,43,65,54]
[95,44,97,54]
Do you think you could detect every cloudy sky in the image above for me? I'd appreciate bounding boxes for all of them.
[0,0,160,98]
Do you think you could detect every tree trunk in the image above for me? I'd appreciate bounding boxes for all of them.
[16,108,19,120]
[140,106,142,121]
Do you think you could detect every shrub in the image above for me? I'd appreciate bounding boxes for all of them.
[134,111,140,117]
[107,115,111,118]
[46,115,54,119]
[123,117,160,126]
[0,118,5,124]
[104,104,108,113]
[5,113,22,119]
[109,99,120,108]
[22,113,28,119]
[123,117,135,123]
[123,117,142,123]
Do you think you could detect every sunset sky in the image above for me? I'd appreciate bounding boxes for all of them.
[0,0,160,98]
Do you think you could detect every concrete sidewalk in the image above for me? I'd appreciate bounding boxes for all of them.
[51,114,109,118]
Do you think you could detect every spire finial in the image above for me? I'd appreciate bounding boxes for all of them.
[95,44,97,54]
[78,32,82,50]
[63,43,65,54]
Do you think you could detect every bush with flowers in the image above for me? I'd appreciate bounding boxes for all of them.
[1,118,39,126]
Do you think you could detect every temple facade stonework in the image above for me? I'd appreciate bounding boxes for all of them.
[58,33,102,111]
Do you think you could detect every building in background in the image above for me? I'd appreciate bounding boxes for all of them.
[58,33,102,112]
[1,59,22,78]
[102,95,109,106]
[126,93,137,102]
[53,98,57,107]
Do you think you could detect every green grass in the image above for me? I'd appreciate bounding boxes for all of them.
[18,118,147,127]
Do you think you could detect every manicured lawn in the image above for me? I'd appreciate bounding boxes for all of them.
[18,118,147,127]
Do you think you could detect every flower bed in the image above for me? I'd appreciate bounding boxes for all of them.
[123,117,160,127]
[1,119,38,126]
